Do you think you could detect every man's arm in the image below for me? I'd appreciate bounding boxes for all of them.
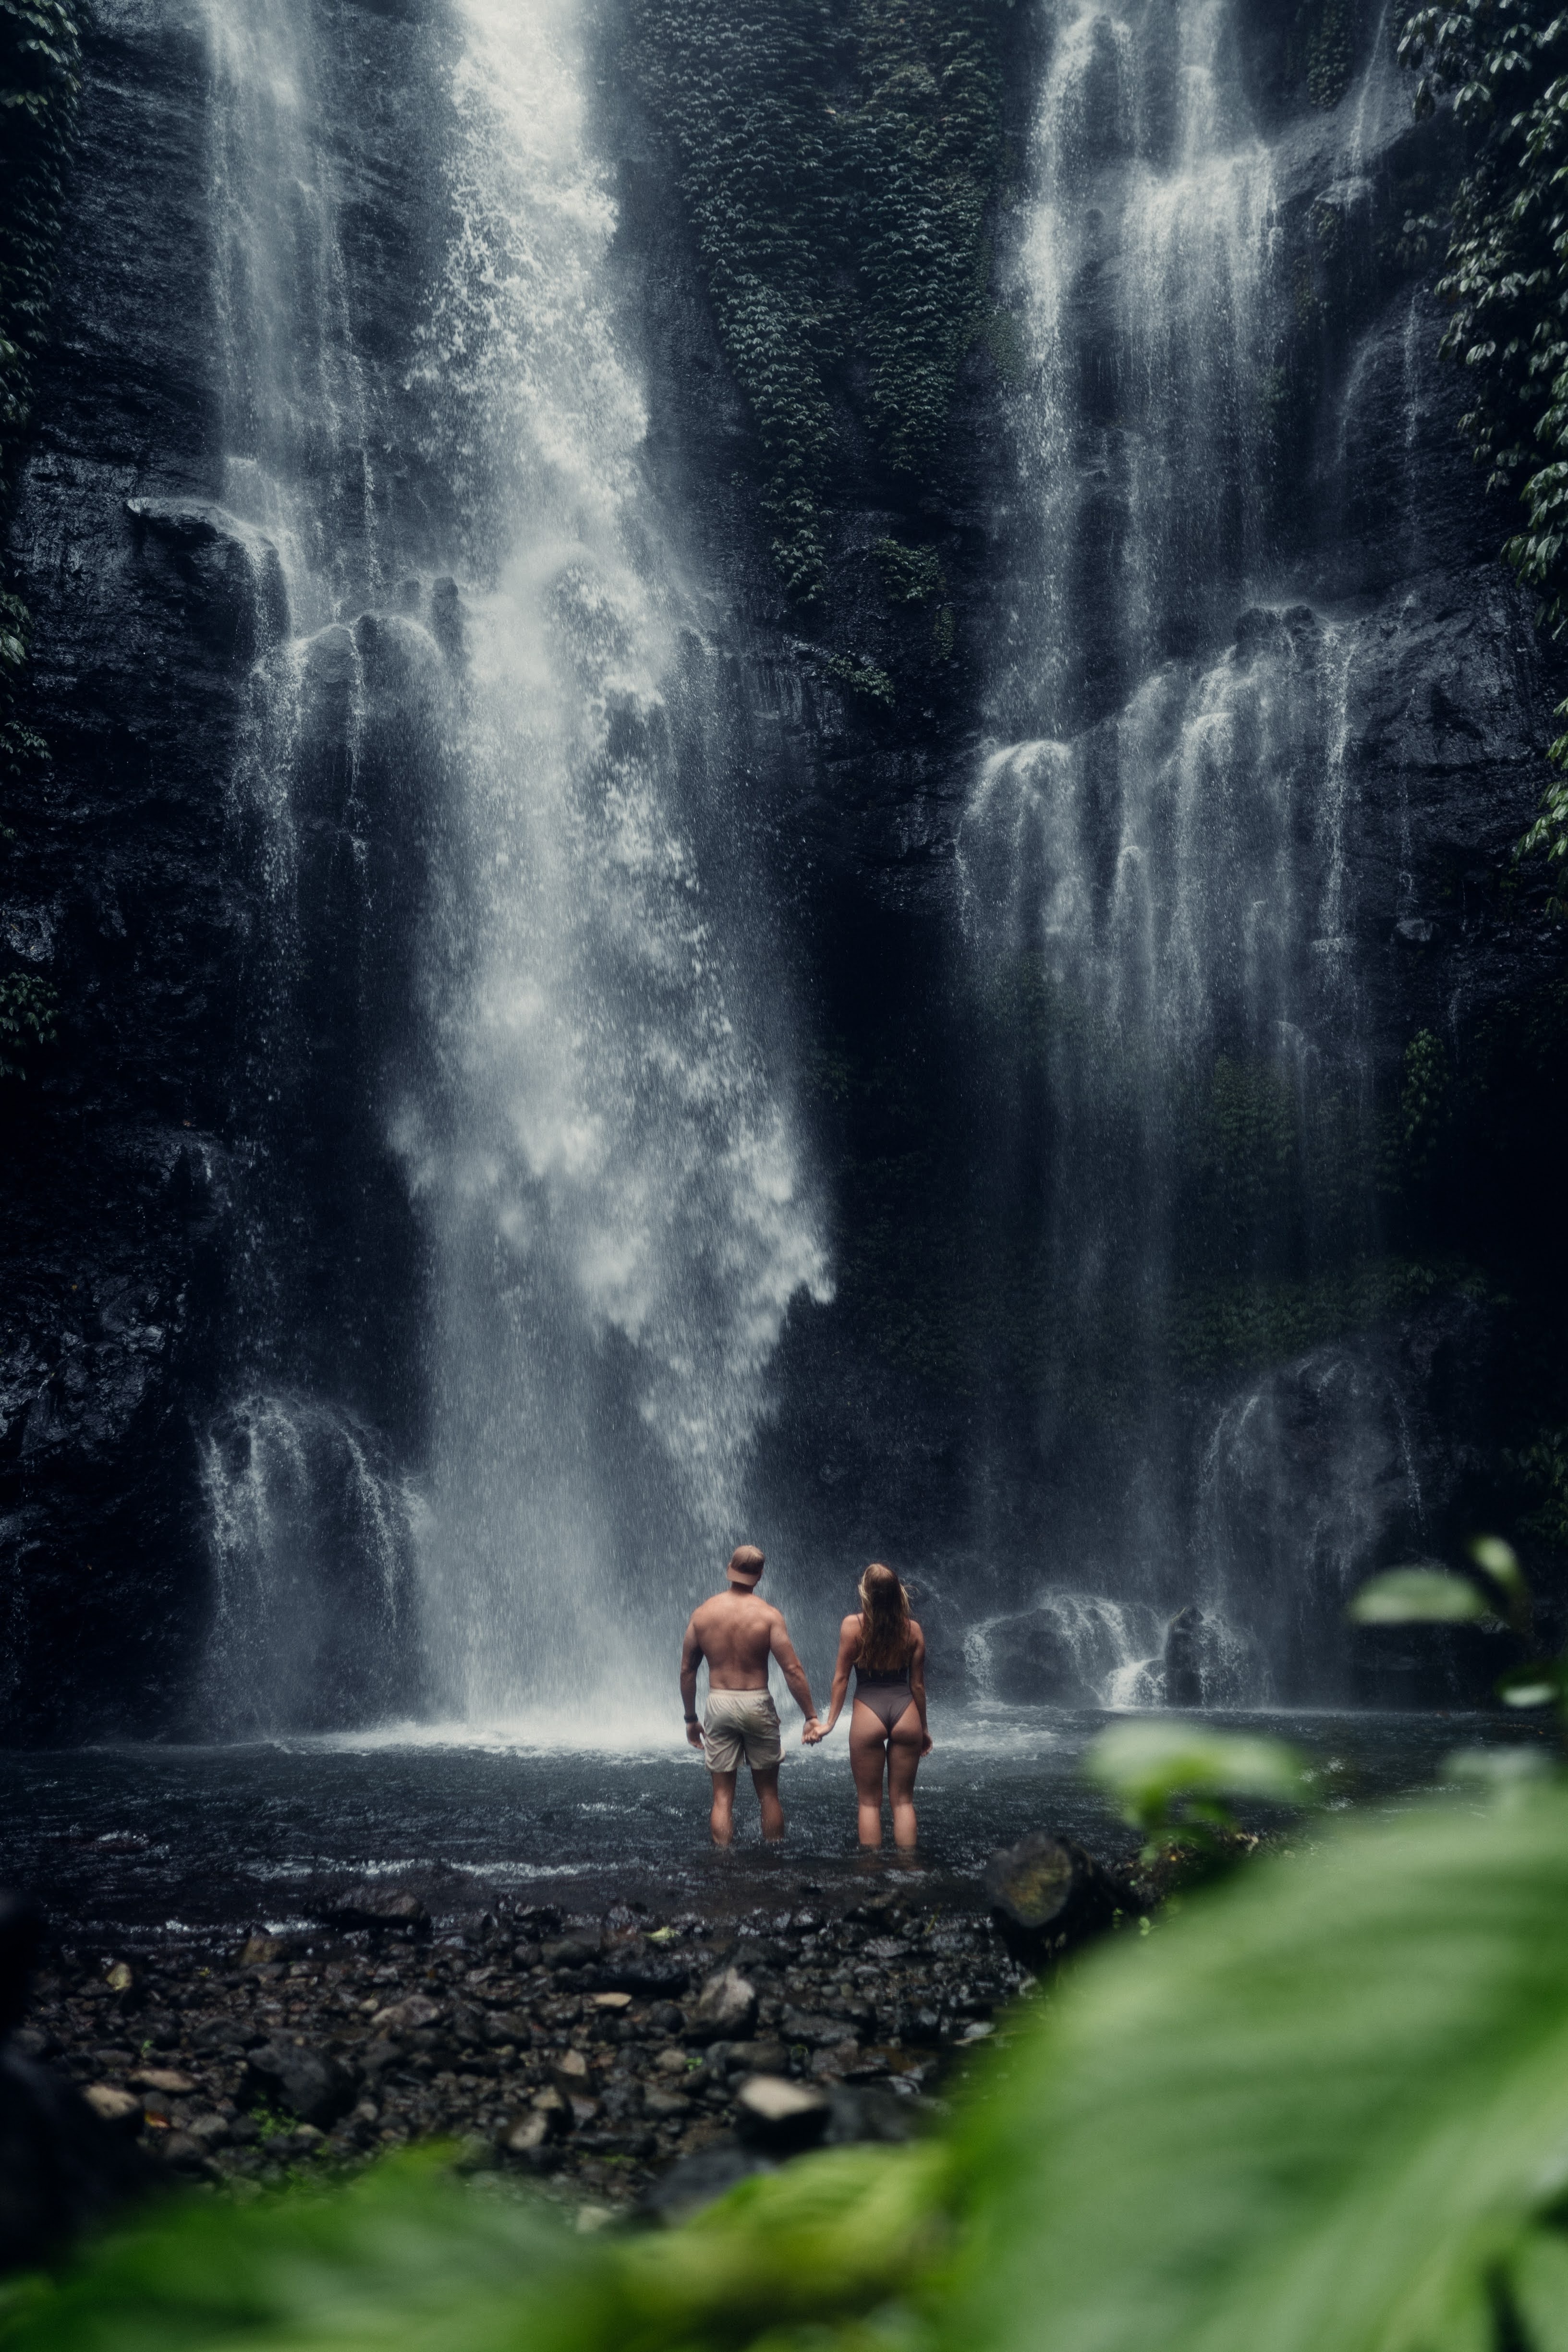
[680,1616,705,1749]
[769,1615,821,1736]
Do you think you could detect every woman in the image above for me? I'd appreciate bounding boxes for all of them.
[810,1563,931,1850]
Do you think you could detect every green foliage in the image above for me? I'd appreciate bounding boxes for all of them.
[1399,1026,1451,1172]
[1396,5,1568,880]
[953,1780,1568,2352]
[0,0,79,492]
[1087,1721,1314,1861]
[28,1790,1568,2352]
[1303,0,1355,109]
[875,537,945,604]
[630,0,1011,600]
[826,650,895,704]
[1515,1426,1568,1546]
[1350,1563,1495,1623]
[1351,1540,1568,1722]
[0,969,56,1077]
[1169,1258,1474,1380]
[0,2,76,840]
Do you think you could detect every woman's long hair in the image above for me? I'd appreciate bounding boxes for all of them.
[856,1562,912,1671]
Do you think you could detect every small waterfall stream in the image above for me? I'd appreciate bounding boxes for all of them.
[959,0,1403,1695]
[200,0,422,1733]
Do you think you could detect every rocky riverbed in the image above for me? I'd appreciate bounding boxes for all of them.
[14,1888,1031,2217]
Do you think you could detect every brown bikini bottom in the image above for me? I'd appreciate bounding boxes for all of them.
[853,1680,917,1733]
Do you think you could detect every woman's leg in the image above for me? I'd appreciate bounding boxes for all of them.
[849,1701,889,1846]
[886,1702,923,1850]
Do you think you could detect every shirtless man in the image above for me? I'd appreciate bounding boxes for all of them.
[680,1544,822,1844]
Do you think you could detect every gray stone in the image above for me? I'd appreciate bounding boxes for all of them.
[241,2042,356,2130]
[687,1968,758,2043]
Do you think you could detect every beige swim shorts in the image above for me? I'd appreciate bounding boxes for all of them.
[702,1688,782,1773]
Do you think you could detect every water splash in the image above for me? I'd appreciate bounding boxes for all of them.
[202,1393,418,1734]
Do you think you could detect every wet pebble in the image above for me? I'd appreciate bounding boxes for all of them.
[17,1894,1029,2208]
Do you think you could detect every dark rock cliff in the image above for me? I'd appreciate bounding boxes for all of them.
[3,0,1566,1734]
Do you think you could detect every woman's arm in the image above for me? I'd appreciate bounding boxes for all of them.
[813,1617,861,1737]
[909,1623,932,1754]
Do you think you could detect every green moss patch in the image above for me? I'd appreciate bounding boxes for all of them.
[629,0,1012,600]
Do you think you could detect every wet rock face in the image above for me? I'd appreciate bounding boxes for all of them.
[1,0,452,1738]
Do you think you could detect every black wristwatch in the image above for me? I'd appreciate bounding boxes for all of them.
[684,1712,699,1724]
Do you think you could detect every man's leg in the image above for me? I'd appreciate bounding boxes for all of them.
[709,1770,738,1845]
[751,1764,785,1841]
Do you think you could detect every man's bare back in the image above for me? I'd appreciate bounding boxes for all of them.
[679,1544,820,1845]
[687,1588,791,1690]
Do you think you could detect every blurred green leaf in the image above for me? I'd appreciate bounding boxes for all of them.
[0,2136,953,2352]
[1086,1721,1313,1835]
[1499,1666,1564,1710]
[1349,1567,1491,1625]
[1444,1745,1555,1793]
[1469,1537,1525,1598]
[949,1784,1568,2352]
[1507,2226,1568,2352]
[0,2153,617,2352]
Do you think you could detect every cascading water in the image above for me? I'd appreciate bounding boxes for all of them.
[960,0,1408,1697]
[196,0,827,1736]
[397,0,829,1728]
[198,0,425,1731]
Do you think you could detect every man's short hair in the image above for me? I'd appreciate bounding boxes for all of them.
[728,1544,766,1582]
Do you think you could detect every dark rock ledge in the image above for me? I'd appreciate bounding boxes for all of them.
[6,1892,1034,2223]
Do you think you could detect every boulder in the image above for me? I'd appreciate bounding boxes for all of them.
[504,2110,558,2158]
[238,1935,294,1967]
[368,1994,443,2035]
[0,1897,40,2037]
[539,1939,597,1972]
[686,1967,758,2043]
[241,2042,356,2130]
[779,2007,847,2048]
[0,2046,152,2273]
[735,2074,829,2154]
[82,2085,141,2129]
[983,1830,1139,1963]
[322,1888,429,1935]
[587,1938,690,1995]
[549,2049,590,2096]
[482,2010,533,2047]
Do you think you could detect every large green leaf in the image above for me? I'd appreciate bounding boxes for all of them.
[1348,1567,1491,1624]
[0,2154,616,2352]
[948,1783,1568,2352]
[0,2135,949,2352]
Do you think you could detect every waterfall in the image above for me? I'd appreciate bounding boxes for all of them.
[960,0,1387,1693]
[199,0,424,1728]
[194,0,827,1734]
[397,0,829,1727]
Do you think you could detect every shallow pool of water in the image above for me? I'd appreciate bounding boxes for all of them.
[0,1706,1546,1939]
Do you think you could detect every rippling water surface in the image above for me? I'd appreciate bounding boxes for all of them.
[0,1709,1545,1940]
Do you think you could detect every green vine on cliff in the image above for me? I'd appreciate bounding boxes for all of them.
[0,0,78,879]
[629,0,1011,602]
[1397,3,1568,897]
